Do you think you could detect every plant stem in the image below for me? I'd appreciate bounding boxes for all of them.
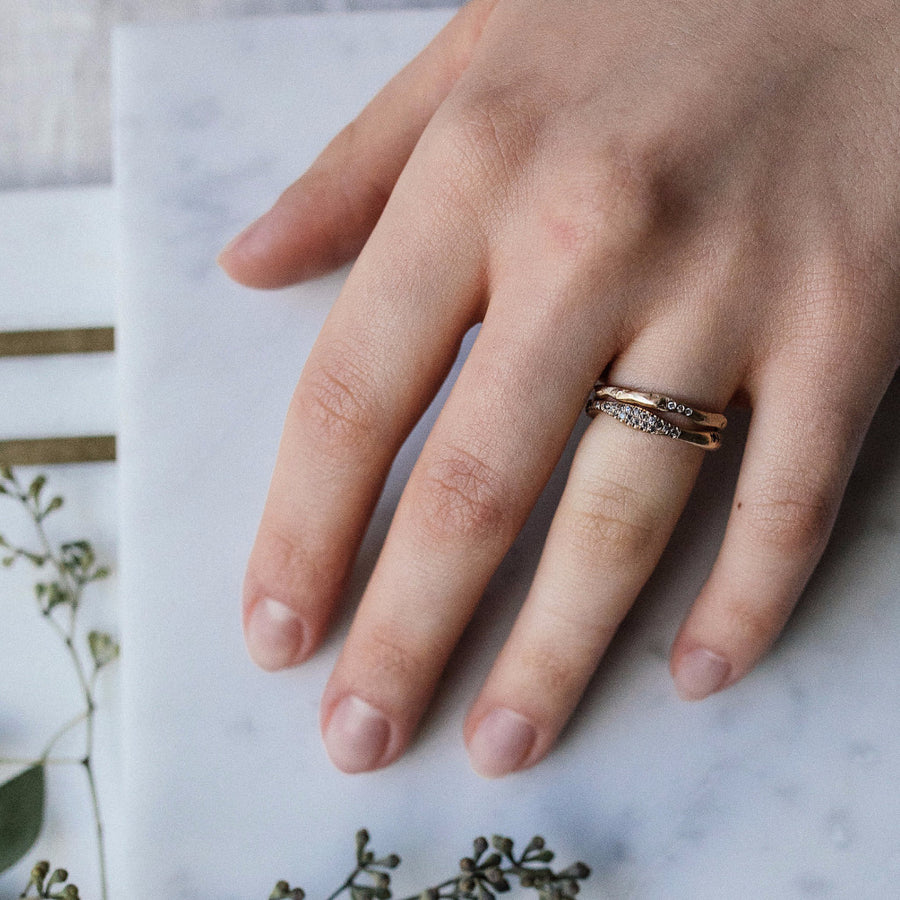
[324,867,362,900]
[28,495,109,900]
[39,711,90,761]
[397,879,457,900]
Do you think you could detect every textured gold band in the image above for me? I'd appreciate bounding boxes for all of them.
[591,382,727,431]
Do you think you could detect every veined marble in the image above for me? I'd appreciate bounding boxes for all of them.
[114,10,900,898]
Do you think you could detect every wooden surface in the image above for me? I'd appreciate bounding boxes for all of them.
[0,0,457,191]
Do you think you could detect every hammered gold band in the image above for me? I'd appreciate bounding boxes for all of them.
[585,382,725,451]
[591,383,727,430]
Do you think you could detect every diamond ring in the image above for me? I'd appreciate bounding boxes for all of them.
[585,383,725,450]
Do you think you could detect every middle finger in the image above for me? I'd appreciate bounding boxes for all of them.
[319,271,620,773]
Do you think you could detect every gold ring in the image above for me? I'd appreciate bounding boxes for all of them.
[585,383,725,451]
[590,382,727,430]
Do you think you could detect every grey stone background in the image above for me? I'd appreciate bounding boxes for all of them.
[1,0,460,190]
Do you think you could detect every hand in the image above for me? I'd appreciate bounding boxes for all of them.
[219,0,900,777]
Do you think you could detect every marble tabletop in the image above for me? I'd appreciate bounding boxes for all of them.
[112,8,900,900]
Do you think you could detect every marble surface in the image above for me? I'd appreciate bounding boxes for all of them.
[0,0,460,191]
[114,9,900,899]
[0,186,120,900]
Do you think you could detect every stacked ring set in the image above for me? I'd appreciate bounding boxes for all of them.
[585,382,727,450]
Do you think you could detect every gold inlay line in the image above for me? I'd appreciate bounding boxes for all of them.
[0,327,115,357]
[0,436,117,466]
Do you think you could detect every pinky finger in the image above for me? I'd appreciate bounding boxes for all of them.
[670,366,881,701]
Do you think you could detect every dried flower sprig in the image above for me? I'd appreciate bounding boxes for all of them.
[0,467,118,900]
[19,861,81,899]
[270,831,592,900]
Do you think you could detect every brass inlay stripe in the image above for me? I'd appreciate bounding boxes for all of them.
[0,327,115,357]
[0,436,116,466]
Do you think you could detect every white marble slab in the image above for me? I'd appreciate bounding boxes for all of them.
[0,186,120,900]
[114,10,900,899]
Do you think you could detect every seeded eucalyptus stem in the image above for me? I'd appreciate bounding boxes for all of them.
[270,831,592,900]
[30,515,107,900]
[1,468,117,900]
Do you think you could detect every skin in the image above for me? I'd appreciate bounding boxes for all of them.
[219,0,900,778]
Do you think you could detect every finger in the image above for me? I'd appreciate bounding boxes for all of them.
[318,281,620,774]
[242,178,487,671]
[218,0,499,288]
[463,342,735,777]
[670,357,882,701]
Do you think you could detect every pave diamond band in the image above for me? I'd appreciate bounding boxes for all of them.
[593,400,682,439]
[585,383,724,451]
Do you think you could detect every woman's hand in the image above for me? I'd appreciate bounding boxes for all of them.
[219,0,900,777]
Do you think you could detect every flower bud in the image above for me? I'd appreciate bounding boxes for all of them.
[28,861,50,889]
[47,868,68,886]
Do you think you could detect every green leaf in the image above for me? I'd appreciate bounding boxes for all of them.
[88,631,120,669]
[27,475,46,502]
[41,496,64,518]
[0,764,45,873]
[45,583,72,612]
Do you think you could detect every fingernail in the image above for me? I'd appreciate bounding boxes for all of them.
[324,695,391,774]
[218,213,272,263]
[468,708,536,778]
[245,597,305,671]
[674,648,730,701]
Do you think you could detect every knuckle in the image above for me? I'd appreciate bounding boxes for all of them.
[567,474,663,561]
[436,89,537,204]
[536,136,669,264]
[740,475,837,558]
[516,607,607,703]
[791,284,899,384]
[330,117,392,212]
[292,339,384,455]
[414,442,511,543]
[247,520,337,623]
[723,594,791,650]
[519,643,587,702]
[359,623,430,690]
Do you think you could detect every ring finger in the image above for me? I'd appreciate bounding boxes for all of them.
[465,334,738,777]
